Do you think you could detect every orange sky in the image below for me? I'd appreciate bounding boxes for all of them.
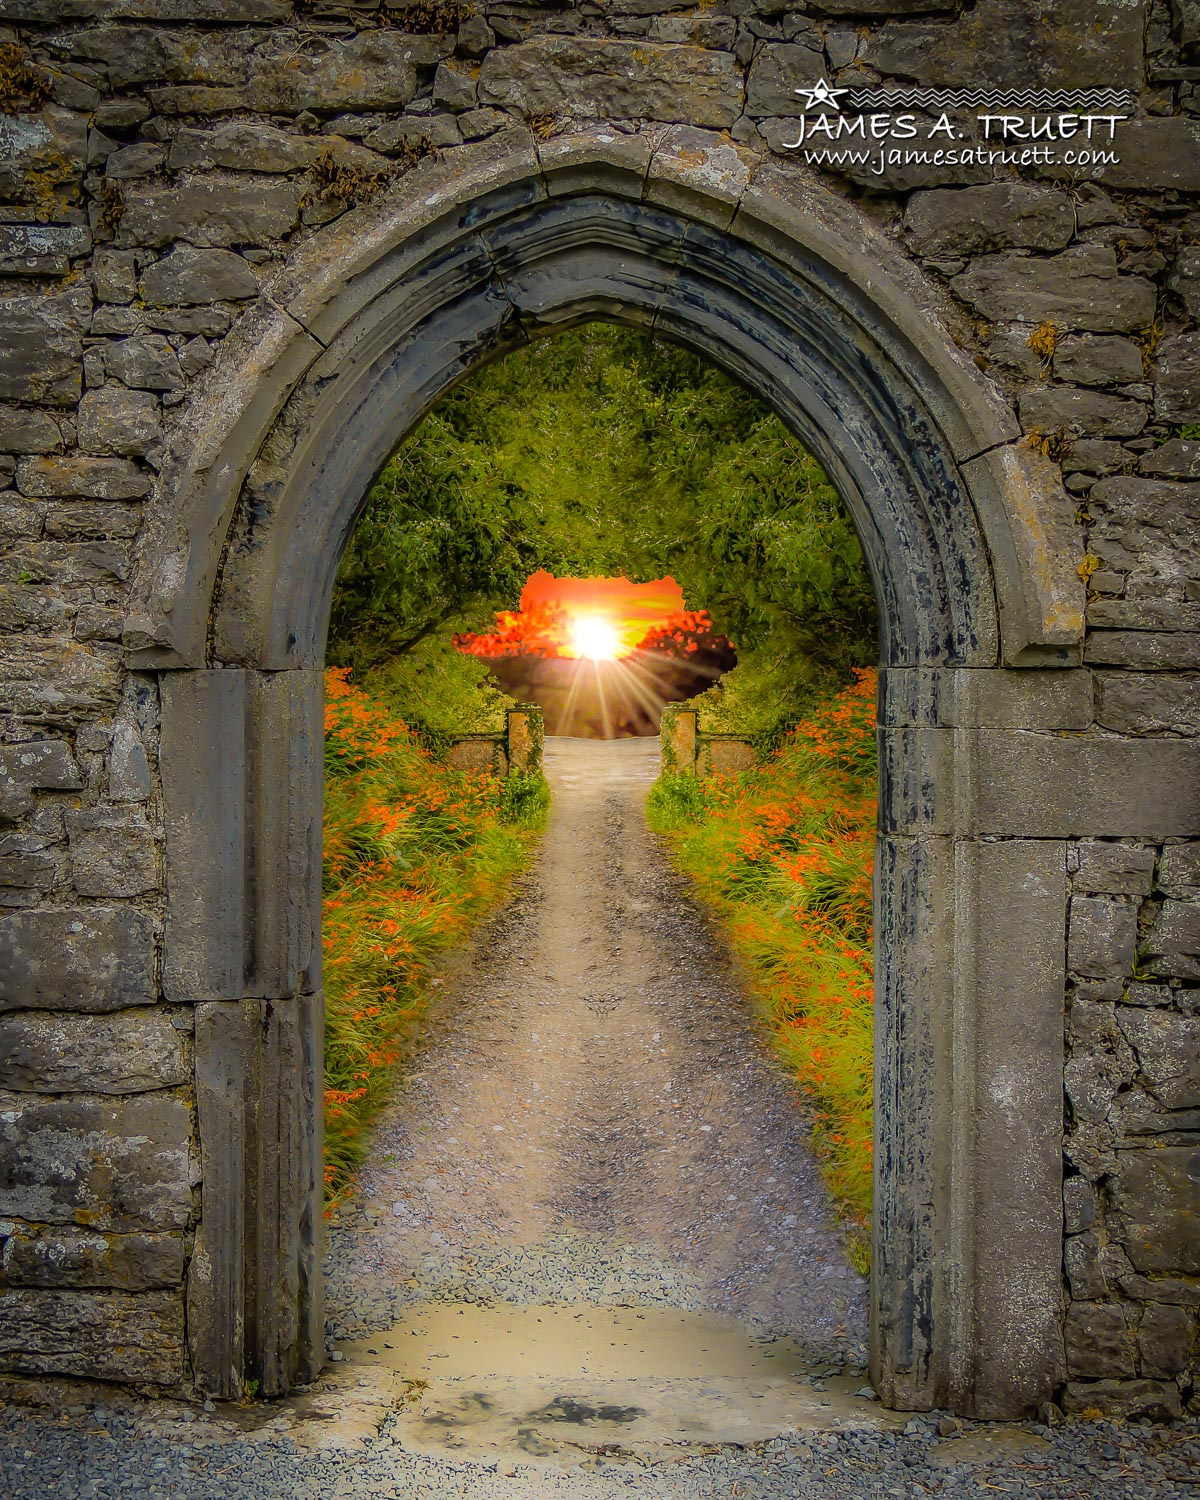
[457,572,692,659]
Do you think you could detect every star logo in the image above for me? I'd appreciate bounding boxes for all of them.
[794,78,849,111]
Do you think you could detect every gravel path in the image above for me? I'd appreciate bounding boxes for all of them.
[1,737,1194,1497]
[324,735,864,1360]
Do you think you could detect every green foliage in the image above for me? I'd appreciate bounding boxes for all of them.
[687,649,843,751]
[651,670,878,1255]
[322,669,542,1199]
[362,633,515,736]
[329,324,876,729]
[499,768,551,828]
[646,771,709,829]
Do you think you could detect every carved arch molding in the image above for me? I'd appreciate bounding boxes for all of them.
[130,133,1092,1417]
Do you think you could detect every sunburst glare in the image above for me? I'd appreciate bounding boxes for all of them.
[569,614,622,661]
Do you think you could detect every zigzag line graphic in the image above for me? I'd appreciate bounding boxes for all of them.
[840,87,1134,111]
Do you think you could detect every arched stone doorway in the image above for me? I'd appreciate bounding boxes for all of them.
[126,132,1084,1417]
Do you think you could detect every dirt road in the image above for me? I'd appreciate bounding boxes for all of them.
[325,736,866,1365]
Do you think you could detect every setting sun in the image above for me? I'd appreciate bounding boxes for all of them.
[570,614,622,661]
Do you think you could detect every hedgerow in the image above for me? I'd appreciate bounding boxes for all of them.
[322,667,545,1204]
[648,668,877,1269]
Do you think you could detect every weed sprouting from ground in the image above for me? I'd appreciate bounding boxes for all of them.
[649,669,877,1269]
[322,667,546,1205]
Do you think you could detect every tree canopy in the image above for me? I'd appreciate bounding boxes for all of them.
[328,323,877,735]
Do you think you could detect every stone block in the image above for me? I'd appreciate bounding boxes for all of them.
[0,289,85,406]
[168,121,318,175]
[1061,1378,1182,1422]
[1062,1176,1096,1234]
[1096,673,1200,737]
[1062,439,1124,477]
[951,248,1156,334]
[116,179,303,250]
[433,58,478,112]
[1159,843,1200,895]
[103,143,164,179]
[65,805,157,898]
[1071,841,1155,896]
[0,906,154,1011]
[7,1,288,17]
[745,42,824,117]
[1145,899,1200,981]
[968,733,1200,840]
[649,15,735,47]
[1019,387,1146,440]
[0,1091,192,1231]
[1064,1302,1135,1379]
[478,39,743,127]
[1068,896,1139,978]
[0,1009,186,1094]
[77,387,161,459]
[0,223,90,277]
[903,184,1073,257]
[697,738,757,775]
[1121,982,1172,1008]
[91,248,139,304]
[1112,1147,1200,1276]
[1117,1008,1200,1109]
[444,737,500,772]
[1138,1303,1194,1379]
[859,0,1144,90]
[1154,331,1200,424]
[0,739,83,822]
[1065,1051,1123,1125]
[0,107,86,204]
[0,1225,184,1291]
[105,334,184,391]
[364,115,461,153]
[1053,335,1144,389]
[0,405,59,454]
[140,247,259,306]
[0,638,123,723]
[160,671,245,1003]
[1064,1231,1108,1300]
[1170,244,1200,321]
[0,1287,184,1384]
[1087,597,1200,632]
[457,108,508,142]
[879,667,1092,731]
[245,670,323,999]
[1086,475,1200,579]
[1085,631,1200,670]
[16,455,150,500]
[1091,117,1200,194]
[109,719,151,802]
[1139,440,1200,481]
[239,29,425,114]
[189,999,251,1397]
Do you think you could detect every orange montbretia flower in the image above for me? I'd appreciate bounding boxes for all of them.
[658,667,877,1250]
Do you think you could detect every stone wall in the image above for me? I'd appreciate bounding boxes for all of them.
[0,0,1196,1416]
[443,705,545,774]
[659,706,757,776]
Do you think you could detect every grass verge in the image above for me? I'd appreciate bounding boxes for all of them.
[647,668,876,1270]
[322,666,547,1207]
